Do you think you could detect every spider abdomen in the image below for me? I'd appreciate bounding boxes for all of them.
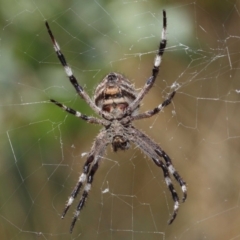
[102,101,129,115]
[94,72,138,117]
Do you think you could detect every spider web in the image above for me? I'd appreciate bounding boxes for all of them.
[1,0,240,239]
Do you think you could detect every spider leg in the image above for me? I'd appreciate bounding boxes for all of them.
[127,10,167,114]
[50,99,108,126]
[70,161,99,233]
[131,91,175,121]
[151,156,179,224]
[45,21,111,120]
[129,126,186,224]
[61,130,108,233]
[131,126,187,201]
[61,154,94,218]
[155,148,187,202]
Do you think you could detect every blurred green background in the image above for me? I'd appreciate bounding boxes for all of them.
[0,0,240,239]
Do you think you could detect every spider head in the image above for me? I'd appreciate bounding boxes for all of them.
[112,135,130,151]
[94,72,138,118]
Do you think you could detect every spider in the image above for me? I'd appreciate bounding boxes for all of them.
[45,10,187,233]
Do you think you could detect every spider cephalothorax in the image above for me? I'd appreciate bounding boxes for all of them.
[46,10,187,233]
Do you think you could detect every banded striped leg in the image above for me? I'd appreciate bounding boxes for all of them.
[151,157,179,224]
[127,10,167,114]
[50,99,108,126]
[131,126,187,203]
[61,154,95,218]
[129,127,180,225]
[155,148,187,202]
[45,22,111,120]
[70,161,99,233]
[61,130,109,233]
[131,91,176,121]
